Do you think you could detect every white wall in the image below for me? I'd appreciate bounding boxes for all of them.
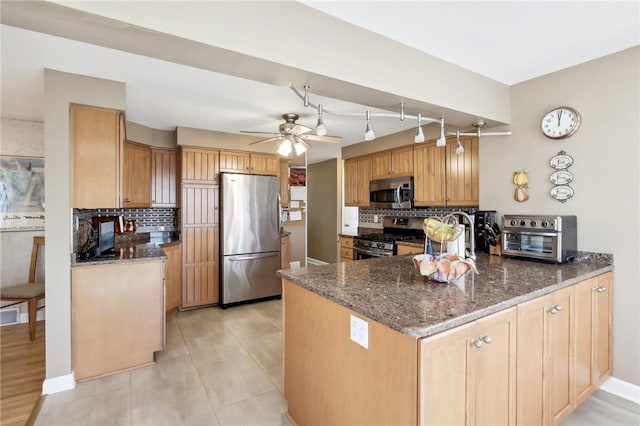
[44,69,126,381]
[480,47,640,386]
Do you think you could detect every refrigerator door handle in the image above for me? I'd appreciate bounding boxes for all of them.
[228,253,279,262]
[277,191,282,232]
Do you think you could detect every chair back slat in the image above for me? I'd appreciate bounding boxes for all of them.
[28,236,45,283]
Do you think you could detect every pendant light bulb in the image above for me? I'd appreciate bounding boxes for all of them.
[294,140,307,156]
[316,104,327,136]
[455,131,464,155]
[364,110,376,141]
[415,113,425,143]
[277,138,292,156]
[436,117,446,147]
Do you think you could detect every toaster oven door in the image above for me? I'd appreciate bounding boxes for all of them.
[502,230,559,261]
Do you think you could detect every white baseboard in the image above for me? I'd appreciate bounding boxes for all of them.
[307,257,329,266]
[42,373,75,395]
[599,376,640,405]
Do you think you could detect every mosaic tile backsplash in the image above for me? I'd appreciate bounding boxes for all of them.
[73,208,179,256]
[359,207,475,223]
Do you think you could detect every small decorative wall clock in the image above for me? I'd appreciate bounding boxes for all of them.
[541,106,581,139]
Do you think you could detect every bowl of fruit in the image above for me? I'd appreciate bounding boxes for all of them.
[412,253,478,283]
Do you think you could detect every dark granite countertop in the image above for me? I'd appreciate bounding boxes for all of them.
[396,238,426,248]
[71,240,179,267]
[278,252,613,339]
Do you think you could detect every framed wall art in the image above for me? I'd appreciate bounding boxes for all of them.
[0,155,45,231]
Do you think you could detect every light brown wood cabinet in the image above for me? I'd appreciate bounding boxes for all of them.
[122,141,151,207]
[151,148,177,207]
[162,243,182,313]
[281,234,291,269]
[181,184,219,308]
[446,136,479,206]
[575,272,613,406]
[413,137,479,207]
[420,307,516,426]
[280,160,290,207]
[181,147,220,184]
[219,150,279,176]
[371,146,414,180]
[71,260,165,381]
[339,236,355,262]
[344,155,372,207]
[71,104,124,208]
[396,243,423,256]
[516,274,612,426]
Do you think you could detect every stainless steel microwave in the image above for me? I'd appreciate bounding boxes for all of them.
[369,176,414,209]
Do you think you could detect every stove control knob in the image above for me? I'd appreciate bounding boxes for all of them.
[510,219,517,226]
[520,220,527,227]
[541,221,549,228]
[377,243,385,249]
[530,220,537,227]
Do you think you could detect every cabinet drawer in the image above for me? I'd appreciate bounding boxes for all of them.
[340,236,354,248]
[340,247,354,260]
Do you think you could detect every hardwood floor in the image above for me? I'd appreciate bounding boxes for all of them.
[0,321,45,426]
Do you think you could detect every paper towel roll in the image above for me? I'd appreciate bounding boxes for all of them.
[446,224,465,257]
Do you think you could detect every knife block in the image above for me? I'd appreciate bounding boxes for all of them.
[489,235,502,256]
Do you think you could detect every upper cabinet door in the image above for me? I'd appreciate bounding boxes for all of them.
[371,151,392,180]
[71,105,122,208]
[122,141,151,207]
[181,147,220,184]
[344,158,359,206]
[151,148,177,207]
[390,146,414,178]
[446,136,479,206]
[356,156,372,207]
[219,150,251,174]
[250,153,279,176]
[413,141,446,207]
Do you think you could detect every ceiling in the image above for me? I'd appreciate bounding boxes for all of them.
[1,1,638,164]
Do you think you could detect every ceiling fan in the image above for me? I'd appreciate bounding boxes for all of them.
[241,113,342,156]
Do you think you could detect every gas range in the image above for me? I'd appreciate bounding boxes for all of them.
[353,217,425,258]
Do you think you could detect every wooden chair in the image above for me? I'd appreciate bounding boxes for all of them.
[0,236,45,341]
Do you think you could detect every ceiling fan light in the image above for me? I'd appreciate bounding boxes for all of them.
[277,138,292,156]
[294,141,307,156]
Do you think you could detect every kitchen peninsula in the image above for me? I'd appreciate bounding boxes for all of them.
[278,253,614,426]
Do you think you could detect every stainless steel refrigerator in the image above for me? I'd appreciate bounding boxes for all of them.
[220,173,282,307]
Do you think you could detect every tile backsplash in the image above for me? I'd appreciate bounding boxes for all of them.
[359,207,474,223]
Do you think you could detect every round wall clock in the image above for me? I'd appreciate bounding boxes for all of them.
[541,106,581,139]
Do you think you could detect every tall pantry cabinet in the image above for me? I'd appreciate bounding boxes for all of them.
[180,147,220,308]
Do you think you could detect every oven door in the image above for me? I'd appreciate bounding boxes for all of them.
[354,246,393,260]
[502,230,559,261]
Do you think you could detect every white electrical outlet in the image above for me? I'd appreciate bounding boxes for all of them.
[373,215,379,223]
[350,314,369,349]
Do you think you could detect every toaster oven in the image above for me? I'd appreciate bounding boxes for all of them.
[501,215,577,263]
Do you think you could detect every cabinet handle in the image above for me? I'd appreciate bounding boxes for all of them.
[346,250,351,256]
[548,305,563,314]
[472,339,483,348]
[124,198,131,203]
[481,335,492,344]
[595,286,607,293]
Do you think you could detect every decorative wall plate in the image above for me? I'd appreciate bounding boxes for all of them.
[550,185,574,203]
[549,151,574,169]
[549,170,574,185]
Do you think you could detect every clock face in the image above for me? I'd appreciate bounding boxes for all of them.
[541,107,581,139]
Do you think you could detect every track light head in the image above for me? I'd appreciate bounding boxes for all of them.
[415,113,425,143]
[436,117,446,147]
[316,104,327,136]
[364,111,375,141]
[455,131,464,155]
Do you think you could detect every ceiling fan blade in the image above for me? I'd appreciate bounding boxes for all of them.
[291,124,312,135]
[249,137,282,145]
[240,130,280,136]
[300,134,343,143]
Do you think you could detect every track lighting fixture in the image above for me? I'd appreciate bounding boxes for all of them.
[315,104,327,136]
[288,84,512,146]
[364,110,376,141]
[436,117,447,147]
[277,137,293,156]
[455,131,464,155]
[415,113,425,143]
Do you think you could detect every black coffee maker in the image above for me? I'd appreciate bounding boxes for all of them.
[472,210,498,253]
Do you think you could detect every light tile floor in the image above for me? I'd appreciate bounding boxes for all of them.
[35,299,287,426]
[34,298,639,426]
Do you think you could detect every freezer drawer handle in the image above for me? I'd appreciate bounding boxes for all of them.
[229,253,279,261]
